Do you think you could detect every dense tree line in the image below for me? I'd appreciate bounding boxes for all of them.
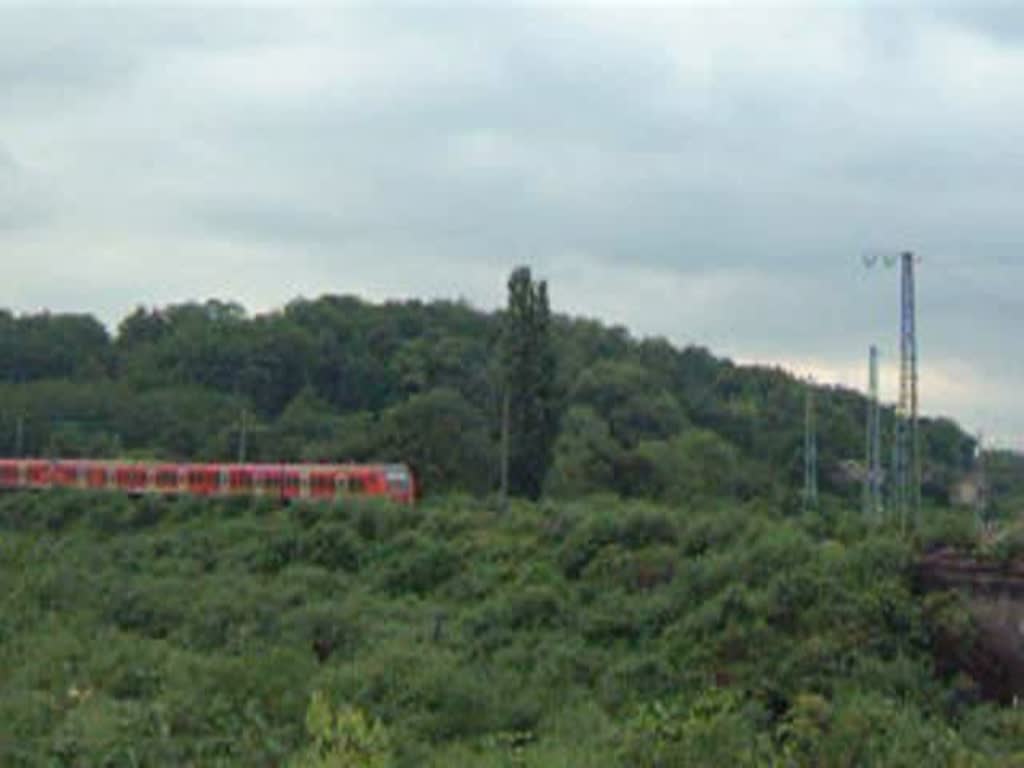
[0,286,979,504]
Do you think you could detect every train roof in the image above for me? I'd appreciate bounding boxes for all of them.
[0,458,411,473]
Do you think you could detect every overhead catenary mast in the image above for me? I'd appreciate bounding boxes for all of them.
[803,378,819,512]
[894,252,921,530]
[864,345,883,519]
[975,431,988,528]
[237,408,248,464]
[864,250,921,532]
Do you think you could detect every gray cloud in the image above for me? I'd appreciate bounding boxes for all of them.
[0,143,52,231]
[934,3,1024,45]
[1,4,1024,444]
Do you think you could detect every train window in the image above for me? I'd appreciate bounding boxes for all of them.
[285,475,300,489]
[350,476,366,493]
[264,475,282,489]
[157,471,177,486]
[386,469,410,491]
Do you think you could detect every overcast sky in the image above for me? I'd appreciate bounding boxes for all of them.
[1,2,1023,445]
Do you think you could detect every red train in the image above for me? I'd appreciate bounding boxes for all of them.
[0,458,415,505]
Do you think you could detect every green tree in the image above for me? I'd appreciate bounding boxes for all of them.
[0,312,111,382]
[570,360,686,448]
[500,267,558,500]
[383,387,495,495]
[634,428,740,502]
[268,386,339,461]
[116,305,168,351]
[546,406,621,497]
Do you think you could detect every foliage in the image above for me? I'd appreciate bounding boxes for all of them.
[2,278,1021,768]
[620,688,776,767]
[381,387,495,495]
[0,492,1017,766]
[0,291,991,506]
[634,428,740,502]
[290,692,393,768]
[545,406,620,497]
[500,267,558,500]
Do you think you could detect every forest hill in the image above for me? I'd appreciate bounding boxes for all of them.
[0,286,978,506]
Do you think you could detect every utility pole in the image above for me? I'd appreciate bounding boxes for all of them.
[863,345,883,520]
[14,415,24,457]
[498,389,510,512]
[864,250,921,532]
[894,252,921,531]
[237,408,248,464]
[975,431,988,528]
[907,252,922,524]
[803,379,819,512]
[891,402,905,529]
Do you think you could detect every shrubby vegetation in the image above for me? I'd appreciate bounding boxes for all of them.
[3,288,1020,764]
[2,491,1023,766]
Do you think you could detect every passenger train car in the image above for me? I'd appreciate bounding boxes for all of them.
[0,458,415,505]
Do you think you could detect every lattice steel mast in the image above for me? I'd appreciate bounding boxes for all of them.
[901,252,925,528]
[864,250,921,531]
[863,345,883,519]
[803,379,819,511]
[894,252,921,529]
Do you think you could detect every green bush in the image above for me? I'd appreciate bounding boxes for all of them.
[290,691,393,768]
[377,532,460,596]
[301,522,362,572]
[0,493,1020,765]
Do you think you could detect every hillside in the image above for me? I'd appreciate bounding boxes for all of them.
[3,491,1022,766]
[0,295,978,505]
[3,292,1023,765]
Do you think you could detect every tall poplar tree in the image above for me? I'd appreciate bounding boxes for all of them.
[500,266,557,499]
